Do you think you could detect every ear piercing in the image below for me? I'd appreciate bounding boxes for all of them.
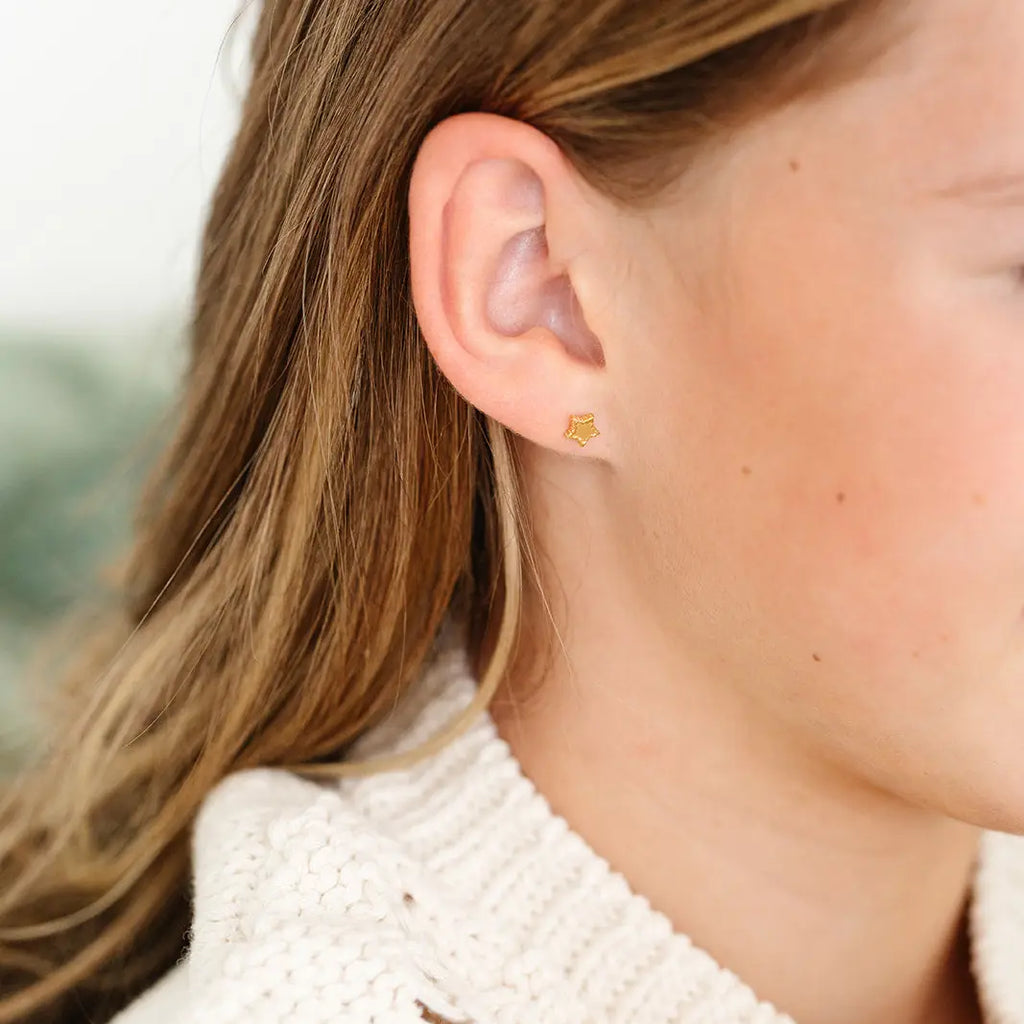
[564,412,600,447]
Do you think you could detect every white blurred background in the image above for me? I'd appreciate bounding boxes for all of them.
[1,0,253,343]
[0,0,257,761]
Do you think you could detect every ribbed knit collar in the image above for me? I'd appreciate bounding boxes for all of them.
[342,623,1024,1024]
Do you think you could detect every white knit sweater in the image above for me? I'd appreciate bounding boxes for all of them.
[112,627,1024,1024]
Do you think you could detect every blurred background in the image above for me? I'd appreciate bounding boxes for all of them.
[0,1,256,767]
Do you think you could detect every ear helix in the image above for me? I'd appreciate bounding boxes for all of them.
[564,412,600,447]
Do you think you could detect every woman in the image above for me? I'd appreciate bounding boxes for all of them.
[3,0,1024,1020]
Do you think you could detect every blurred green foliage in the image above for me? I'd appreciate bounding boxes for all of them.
[0,327,179,768]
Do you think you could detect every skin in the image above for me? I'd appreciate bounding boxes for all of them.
[407,1,1024,1021]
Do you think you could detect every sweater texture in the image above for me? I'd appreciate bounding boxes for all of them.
[112,623,1024,1024]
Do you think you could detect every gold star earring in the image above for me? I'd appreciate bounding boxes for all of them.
[564,412,600,447]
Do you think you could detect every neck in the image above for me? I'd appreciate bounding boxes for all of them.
[481,611,984,1024]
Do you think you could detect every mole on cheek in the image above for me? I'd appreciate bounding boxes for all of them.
[812,652,822,662]
[788,158,801,172]
[836,492,846,504]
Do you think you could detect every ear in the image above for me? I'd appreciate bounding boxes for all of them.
[408,112,614,458]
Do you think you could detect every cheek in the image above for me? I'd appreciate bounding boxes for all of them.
[694,296,1024,758]
[621,136,1024,819]
[641,310,1024,820]
[621,285,1024,820]
[730,333,1019,665]
[643,252,1005,630]
[800,338,1024,648]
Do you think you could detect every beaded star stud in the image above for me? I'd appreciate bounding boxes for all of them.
[564,412,600,447]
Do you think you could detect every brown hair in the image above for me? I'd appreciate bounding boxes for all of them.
[0,0,893,1020]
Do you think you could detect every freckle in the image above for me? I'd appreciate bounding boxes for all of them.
[789,158,801,172]
[403,892,415,905]
[741,465,752,476]
[912,650,920,658]
[836,492,846,504]
[972,492,987,506]
[812,652,822,662]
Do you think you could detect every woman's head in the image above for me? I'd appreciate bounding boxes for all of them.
[409,0,1024,840]
[0,0,970,1019]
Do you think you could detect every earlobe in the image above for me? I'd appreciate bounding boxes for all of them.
[407,112,611,457]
